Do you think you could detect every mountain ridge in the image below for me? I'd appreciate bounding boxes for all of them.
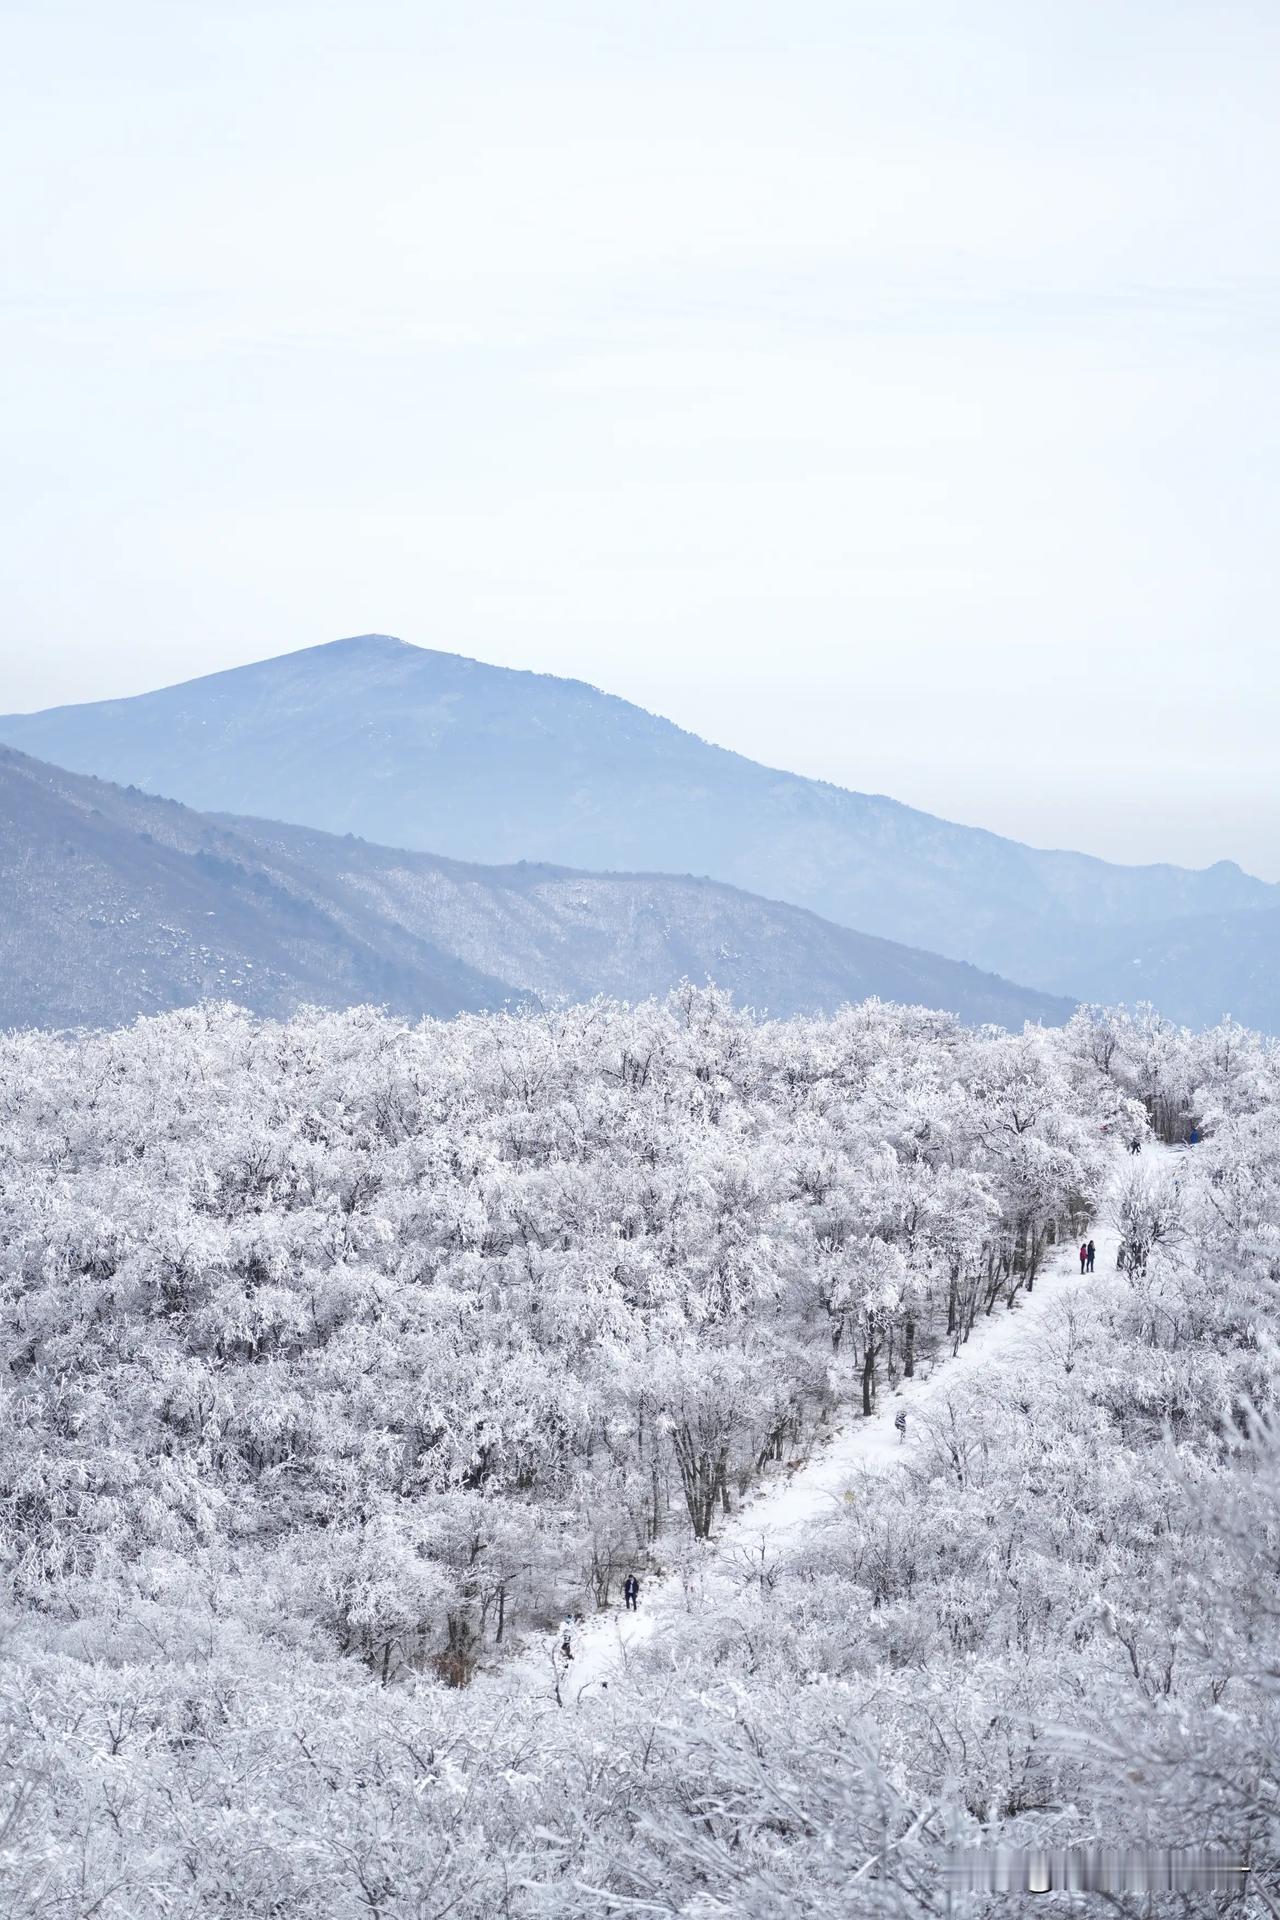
[0,745,1076,1032]
[3,633,1263,879]
[1,635,1274,1022]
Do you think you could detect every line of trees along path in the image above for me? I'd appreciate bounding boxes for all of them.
[491,1148,1134,1709]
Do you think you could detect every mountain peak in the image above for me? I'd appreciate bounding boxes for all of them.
[322,633,410,653]
[0,642,1275,1032]
[287,632,416,666]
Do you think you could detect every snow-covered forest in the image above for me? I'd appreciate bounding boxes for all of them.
[2,991,1277,1915]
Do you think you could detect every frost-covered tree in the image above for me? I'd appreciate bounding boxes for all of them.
[1,991,1277,1915]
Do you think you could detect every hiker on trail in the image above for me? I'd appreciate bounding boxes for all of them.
[1079,1242,1088,1274]
[623,1573,640,1612]
[559,1620,574,1662]
[1086,1239,1096,1273]
[1129,1137,1142,1155]
[894,1408,907,1442]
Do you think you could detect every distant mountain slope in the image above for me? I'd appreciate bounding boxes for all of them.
[1045,906,1280,1033]
[0,749,516,1028]
[2,636,1271,1007]
[214,811,1076,1029]
[0,748,1074,1031]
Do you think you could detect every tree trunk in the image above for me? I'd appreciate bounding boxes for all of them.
[673,1428,728,1539]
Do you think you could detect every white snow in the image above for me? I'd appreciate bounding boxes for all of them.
[494,1152,1140,1710]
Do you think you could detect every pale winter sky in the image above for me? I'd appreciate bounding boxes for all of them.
[2,1,1278,876]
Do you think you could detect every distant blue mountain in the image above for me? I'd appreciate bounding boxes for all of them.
[0,746,1073,1032]
[2,634,1274,1022]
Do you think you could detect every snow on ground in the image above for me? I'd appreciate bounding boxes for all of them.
[483,1144,1163,1711]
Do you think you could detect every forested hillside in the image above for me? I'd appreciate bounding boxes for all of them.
[1,994,1276,1914]
[0,745,515,1024]
[0,744,1073,1030]
[219,807,1074,1029]
[1044,900,1280,1034]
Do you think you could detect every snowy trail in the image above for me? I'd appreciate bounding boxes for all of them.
[484,1148,1148,1710]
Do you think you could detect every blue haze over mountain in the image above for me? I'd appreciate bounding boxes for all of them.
[0,746,1073,1033]
[2,635,1274,1026]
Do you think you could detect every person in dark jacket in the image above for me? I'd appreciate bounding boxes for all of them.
[1086,1239,1096,1272]
[894,1408,907,1442]
[623,1574,640,1612]
[1079,1242,1088,1274]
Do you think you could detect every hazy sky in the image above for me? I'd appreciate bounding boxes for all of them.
[3,1,1278,876]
